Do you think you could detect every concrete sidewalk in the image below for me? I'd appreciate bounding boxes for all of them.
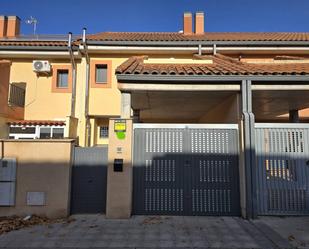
[0,214,302,248]
[254,216,309,249]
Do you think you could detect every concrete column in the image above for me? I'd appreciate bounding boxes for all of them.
[121,92,131,119]
[106,118,133,218]
[289,109,299,123]
[239,80,257,219]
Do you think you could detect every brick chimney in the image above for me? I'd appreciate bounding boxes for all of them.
[195,11,204,35]
[6,16,20,37]
[183,12,192,35]
[0,16,8,38]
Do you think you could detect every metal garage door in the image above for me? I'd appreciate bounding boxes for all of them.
[70,147,107,214]
[256,124,309,215]
[133,124,240,216]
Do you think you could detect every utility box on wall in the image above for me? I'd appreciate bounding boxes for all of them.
[0,158,17,206]
[0,158,17,181]
[0,182,15,205]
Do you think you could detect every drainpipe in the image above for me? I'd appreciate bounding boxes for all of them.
[68,32,77,117]
[1,140,4,159]
[82,28,91,147]
[198,44,202,56]
[213,44,217,55]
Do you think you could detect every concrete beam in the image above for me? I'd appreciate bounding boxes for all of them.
[121,92,131,119]
[118,83,240,92]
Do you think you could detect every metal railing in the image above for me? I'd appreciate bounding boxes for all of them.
[8,83,25,107]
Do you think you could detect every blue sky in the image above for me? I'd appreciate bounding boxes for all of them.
[0,0,309,35]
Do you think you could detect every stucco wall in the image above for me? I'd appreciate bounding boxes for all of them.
[9,59,72,120]
[199,94,241,123]
[0,60,24,119]
[0,139,74,218]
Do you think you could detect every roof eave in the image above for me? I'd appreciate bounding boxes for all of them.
[87,40,309,47]
[0,45,79,51]
[116,74,309,83]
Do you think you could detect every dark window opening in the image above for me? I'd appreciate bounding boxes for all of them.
[99,126,109,138]
[57,70,69,88]
[52,128,64,139]
[40,127,51,139]
[9,127,35,134]
[95,64,108,83]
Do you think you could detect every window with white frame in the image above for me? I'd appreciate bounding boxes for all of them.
[9,125,65,139]
[9,126,37,139]
[52,127,64,138]
[39,126,64,139]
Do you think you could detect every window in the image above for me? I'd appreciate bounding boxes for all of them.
[39,127,64,139]
[99,126,109,138]
[95,64,108,83]
[90,60,111,88]
[9,126,37,139]
[40,127,51,139]
[9,126,35,134]
[8,83,26,107]
[57,70,69,88]
[52,128,64,139]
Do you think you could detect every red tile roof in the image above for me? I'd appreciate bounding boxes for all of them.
[0,40,68,47]
[8,120,65,126]
[1,32,308,48]
[116,55,309,76]
[87,32,309,42]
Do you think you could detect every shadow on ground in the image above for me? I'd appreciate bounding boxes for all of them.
[0,214,306,248]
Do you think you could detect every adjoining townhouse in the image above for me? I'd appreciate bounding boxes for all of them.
[1,12,309,219]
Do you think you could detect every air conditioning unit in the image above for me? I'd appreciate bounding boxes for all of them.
[32,60,51,73]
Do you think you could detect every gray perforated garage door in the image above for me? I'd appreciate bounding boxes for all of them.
[133,124,240,216]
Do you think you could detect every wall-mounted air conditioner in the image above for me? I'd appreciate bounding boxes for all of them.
[32,60,51,73]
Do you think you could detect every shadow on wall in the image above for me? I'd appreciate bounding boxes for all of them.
[0,161,72,218]
[0,140,75,218]
[132,151,309,216]
[132,152,241,216]
[70,146,108,214]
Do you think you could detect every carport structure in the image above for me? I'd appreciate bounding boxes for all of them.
[106,54,309,219]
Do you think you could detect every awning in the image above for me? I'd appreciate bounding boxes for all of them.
[8,120,65,126]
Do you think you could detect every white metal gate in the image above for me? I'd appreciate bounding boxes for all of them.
[255,124,309,215]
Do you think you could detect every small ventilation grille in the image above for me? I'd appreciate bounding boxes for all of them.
[145,188,183,212]
[145,129,183,153]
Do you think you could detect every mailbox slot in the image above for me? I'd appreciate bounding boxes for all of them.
[114,159,123,172]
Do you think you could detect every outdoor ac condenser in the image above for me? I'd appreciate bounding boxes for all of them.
[32,60,51,73]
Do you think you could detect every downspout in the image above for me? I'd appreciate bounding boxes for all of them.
[198,44,202,56]
[68,32,77,117]
[1,140,4,159]
[82,28,91,147]
[213,44,217,55]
